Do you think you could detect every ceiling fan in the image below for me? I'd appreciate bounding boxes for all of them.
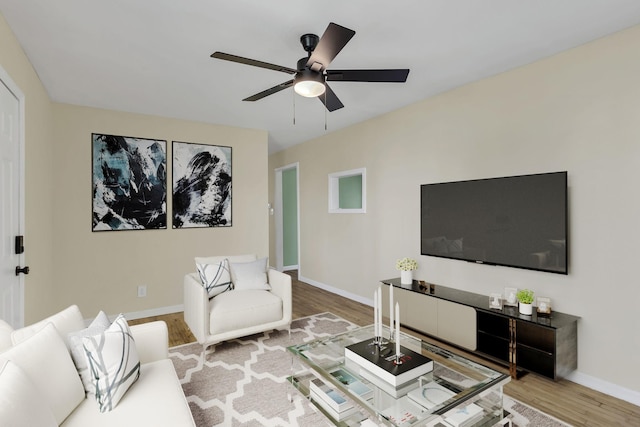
[211,22,410,112]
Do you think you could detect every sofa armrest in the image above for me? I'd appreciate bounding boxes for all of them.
[184,273,208,345]
[268,269,292,324]
[130,321,168,364]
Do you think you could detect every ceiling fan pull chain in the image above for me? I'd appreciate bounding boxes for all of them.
[293,88,296,125]
[324,90,328,131]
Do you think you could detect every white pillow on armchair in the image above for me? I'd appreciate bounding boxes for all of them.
[195,258,233,298]
[229,257,271,290]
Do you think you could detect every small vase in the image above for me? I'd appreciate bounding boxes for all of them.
[519,302,533,316]
[400,270,413,285]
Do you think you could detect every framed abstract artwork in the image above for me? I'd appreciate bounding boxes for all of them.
[92,133,167,231]
[172,141,232,228]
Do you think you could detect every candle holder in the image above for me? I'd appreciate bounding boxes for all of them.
[370,336,389,356]
[370,335,387,347]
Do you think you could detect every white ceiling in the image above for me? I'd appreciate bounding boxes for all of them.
[2,1,640,154]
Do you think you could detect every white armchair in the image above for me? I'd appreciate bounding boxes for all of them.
[183,255,292,361]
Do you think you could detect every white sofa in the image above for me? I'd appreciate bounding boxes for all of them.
[184,254,292,360]
[0,305,195,427]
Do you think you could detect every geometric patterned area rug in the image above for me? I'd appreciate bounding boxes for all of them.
[169,312,573,427]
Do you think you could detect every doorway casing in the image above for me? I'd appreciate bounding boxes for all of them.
[274,163,300,272]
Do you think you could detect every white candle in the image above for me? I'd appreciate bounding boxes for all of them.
[373,289,378,337]
[378,286,383,337]
[389,284,394,335]
[395,302,401,357]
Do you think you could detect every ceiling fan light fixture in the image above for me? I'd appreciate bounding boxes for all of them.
[294,69,325,98]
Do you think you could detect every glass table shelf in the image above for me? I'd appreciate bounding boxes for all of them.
[288,325,510,427]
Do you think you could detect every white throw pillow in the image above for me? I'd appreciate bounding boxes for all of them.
[0,323,85,424]
[229,257,271,290]
[11,304,84,346]
[0,359,57,427]
[67,310,111,394]
[83,314,140,412]
[196,258,233,298]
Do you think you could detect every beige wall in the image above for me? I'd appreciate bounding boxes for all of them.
[270,26,640,399]
[52,105,269,318]
[1,12,270,323]
[0,13,56,323]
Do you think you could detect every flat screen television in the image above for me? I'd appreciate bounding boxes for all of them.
[420,171,568,274]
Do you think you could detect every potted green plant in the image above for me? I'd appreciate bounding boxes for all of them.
[396,257,418,285]
[516,289,535,315]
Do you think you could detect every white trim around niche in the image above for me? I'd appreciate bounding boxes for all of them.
[328,167,366,214]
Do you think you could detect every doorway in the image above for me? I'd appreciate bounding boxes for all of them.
[274,163,299,272]
[0,67,25,328]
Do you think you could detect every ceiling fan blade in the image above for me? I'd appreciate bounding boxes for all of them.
[326,69,410,83]
[212,52,296,75]
[306,23,355,71]
[318,83,344,112]
[243,80,294,102]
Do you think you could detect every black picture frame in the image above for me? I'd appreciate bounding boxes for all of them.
[92,133,167,231]
[172,141,232,229]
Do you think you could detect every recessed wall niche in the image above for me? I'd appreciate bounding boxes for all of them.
[328,168,366,214]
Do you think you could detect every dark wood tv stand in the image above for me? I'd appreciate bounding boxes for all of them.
[380,278,579,380]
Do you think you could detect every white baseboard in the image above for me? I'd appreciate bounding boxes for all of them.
[567,370,640,406]
[83,304,184,326]
[299,274,640,408]
[283,265,299,272]
[298,274,374,307]
[108,305,186,323]
[124,304,184,321]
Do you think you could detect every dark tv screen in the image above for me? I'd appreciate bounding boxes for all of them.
[420,172,568,274]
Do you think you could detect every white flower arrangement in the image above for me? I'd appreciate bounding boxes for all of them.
[396,257,418,271]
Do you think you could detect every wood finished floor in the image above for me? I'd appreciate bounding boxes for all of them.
[131,271,640,427]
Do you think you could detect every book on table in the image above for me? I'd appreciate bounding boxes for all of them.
[309,377,353,412]
[309,388,361,422]
[442,402,484,427]
[344,339,434,387]
[407,380,456,410]
[380,395,428,427]
[345,360,419,398]
[309,377,362,422]
[329,367,374,401]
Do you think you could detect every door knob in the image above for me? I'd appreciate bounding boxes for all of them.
[15,266,29,276]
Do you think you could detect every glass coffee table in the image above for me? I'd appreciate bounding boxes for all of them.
[288,325,510,426]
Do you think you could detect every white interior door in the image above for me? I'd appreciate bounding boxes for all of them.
[0,73,25,328]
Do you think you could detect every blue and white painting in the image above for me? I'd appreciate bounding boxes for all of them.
[172,141,232,228]
[92,133,167,231]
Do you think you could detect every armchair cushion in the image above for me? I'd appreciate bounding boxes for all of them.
[209,290,282,335]
[196,258,233,298]
[229,257,271,290]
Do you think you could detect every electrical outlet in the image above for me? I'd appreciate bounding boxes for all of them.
[137,285,147,298]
